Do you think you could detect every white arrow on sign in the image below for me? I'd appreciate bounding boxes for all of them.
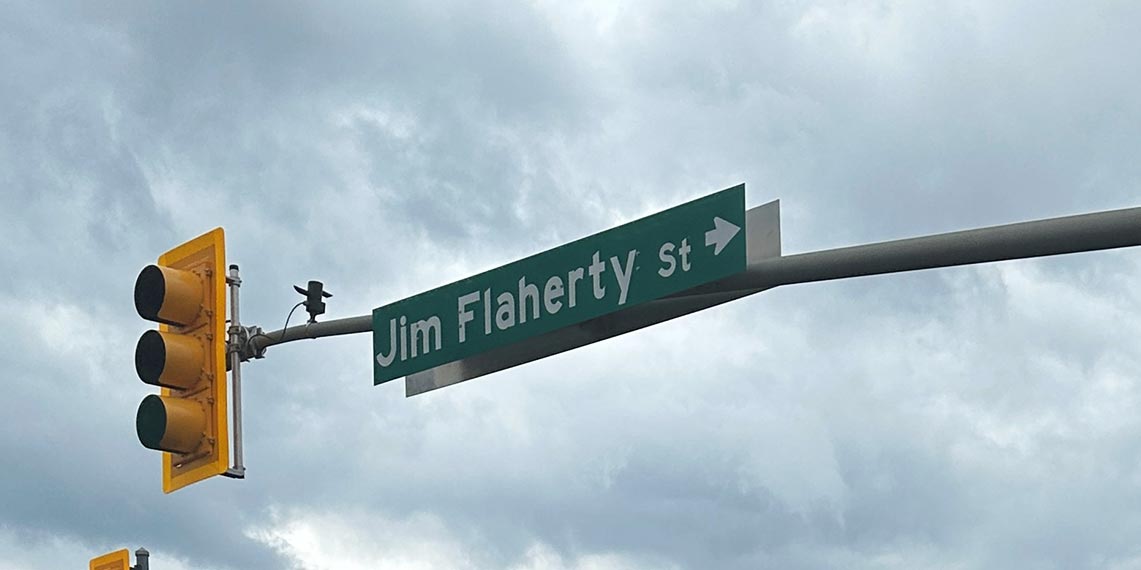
[704,216,741,256]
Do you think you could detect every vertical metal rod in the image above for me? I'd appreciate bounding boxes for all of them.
[226,264,246,478]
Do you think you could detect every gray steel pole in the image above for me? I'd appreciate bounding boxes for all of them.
[249,314,372,353]
[226,265,246,478]
[711,204,1141,292]
[247,204,1141,358]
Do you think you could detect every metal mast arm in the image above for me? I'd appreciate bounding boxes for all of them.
[247,315,372,355]
[245,204,1141,361]
[713,204,1141,292]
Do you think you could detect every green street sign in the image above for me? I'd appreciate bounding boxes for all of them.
[373,184,746,384]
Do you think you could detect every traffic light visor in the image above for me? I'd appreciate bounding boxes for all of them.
[135,330,204,389]
[135,264,203,326]
[137,394,206,454]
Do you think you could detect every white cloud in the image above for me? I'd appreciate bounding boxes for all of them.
[249,510,478,570]
[248,510,667,570]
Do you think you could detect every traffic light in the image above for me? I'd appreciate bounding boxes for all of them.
[134,227,229,493]
[89,549,129,570]
[90,548,148,570]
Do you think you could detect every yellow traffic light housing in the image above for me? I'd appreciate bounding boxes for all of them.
[134,227,229,493]
[90,549,130,570]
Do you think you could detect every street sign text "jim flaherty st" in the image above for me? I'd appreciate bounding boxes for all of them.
[372,184,746,384]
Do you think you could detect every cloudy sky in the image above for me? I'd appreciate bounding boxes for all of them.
[4,1,1141,568]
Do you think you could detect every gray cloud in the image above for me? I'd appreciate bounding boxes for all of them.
[3,1,1141,569]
